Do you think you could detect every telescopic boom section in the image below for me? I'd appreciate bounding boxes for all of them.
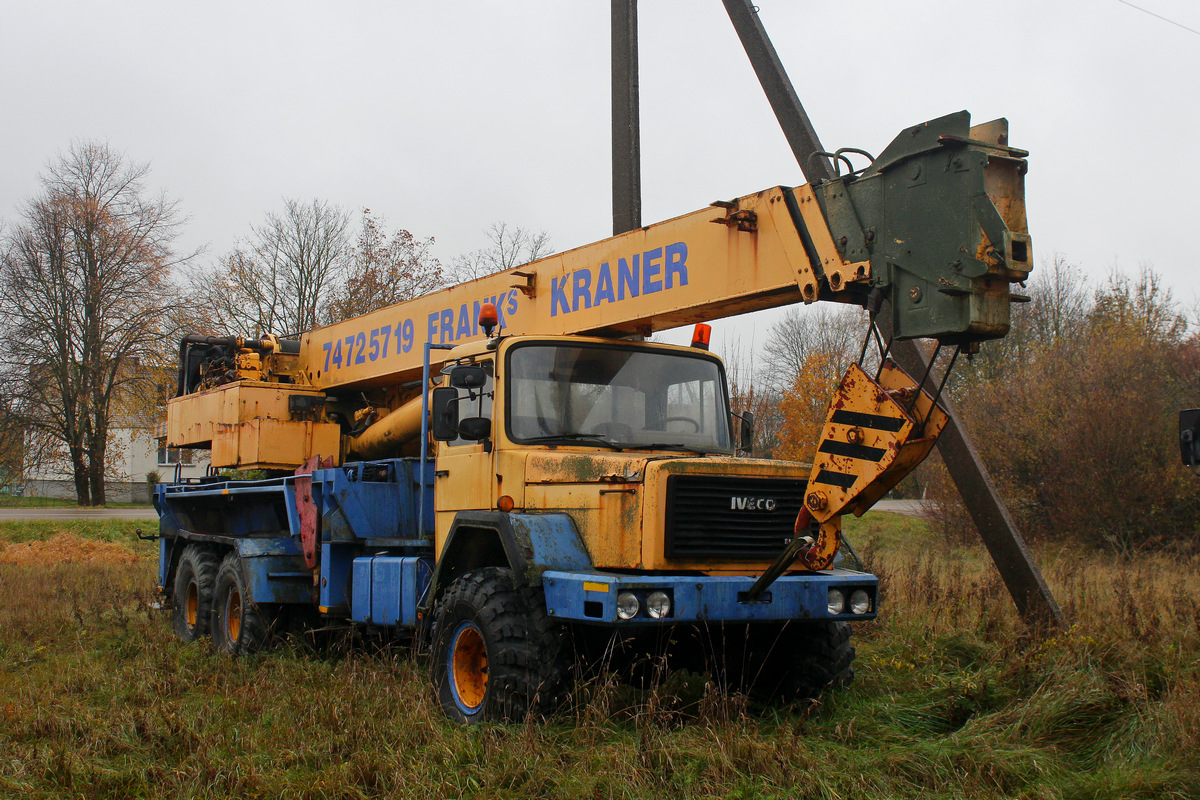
[167,111,1030,471]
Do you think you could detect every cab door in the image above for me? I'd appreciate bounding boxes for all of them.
[434,360,496,549]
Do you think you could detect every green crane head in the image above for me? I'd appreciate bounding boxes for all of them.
[814,110,1032,344]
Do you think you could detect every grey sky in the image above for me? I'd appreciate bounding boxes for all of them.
[2,0,1197,352]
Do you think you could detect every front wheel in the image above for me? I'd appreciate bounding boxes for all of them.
[430,568,569,723]
[749,620,855,701]
[211,552,276,655]
[703,620,855,703]
[787,620,855,699]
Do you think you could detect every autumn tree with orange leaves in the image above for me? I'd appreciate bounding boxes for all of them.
[324,209,443,322]
[763,305,865,464]
[775,351,842,464]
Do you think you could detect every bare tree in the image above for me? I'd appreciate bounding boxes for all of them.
[191,198,352,337]
[450,221,552,282]
[761,304,866,392]
[0,141,188,505]
[323,209,443,322]
[721,336,783,457]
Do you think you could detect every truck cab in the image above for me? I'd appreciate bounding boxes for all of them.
[430,334,823,573]
[414,334,876,720]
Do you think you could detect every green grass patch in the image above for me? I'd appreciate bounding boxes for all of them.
[0,496,151,509]
[0,518,1197,799]
[0,519,150,547]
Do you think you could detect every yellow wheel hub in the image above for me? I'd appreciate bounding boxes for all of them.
[185,582,199,628]
[451,625,488,711]
[226,588,242,642]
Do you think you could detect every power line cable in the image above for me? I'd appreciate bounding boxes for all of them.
[1116,0,1200,37]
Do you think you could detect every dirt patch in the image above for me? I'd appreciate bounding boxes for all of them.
[0,533,138,566]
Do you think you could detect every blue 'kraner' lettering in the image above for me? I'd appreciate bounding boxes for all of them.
[594,263,616,305]
[642,247,663,294]
[665,242,688,289]
[551,276,570,317]
[572,270,592,312]
[617,255,639,300]
[549,242,688,317]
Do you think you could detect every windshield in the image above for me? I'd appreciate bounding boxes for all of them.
[506,343,732,453]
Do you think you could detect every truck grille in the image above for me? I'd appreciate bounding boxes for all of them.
[664,475,807,560]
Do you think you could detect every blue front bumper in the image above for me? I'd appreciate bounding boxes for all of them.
[541,568,878,625]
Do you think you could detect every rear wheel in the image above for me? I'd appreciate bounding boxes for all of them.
[171,545,219,642]
[430,568,569,723]
[211,552,276,655]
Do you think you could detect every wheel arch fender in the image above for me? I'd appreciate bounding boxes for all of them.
[230,536,312,606]
[425,511,592,608]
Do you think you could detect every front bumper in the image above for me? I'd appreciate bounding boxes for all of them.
[541,568,878,625]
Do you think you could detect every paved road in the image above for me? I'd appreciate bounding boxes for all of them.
[0,508,158,521]
[867,499,926,517]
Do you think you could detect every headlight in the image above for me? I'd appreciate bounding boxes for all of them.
[646,591,671,619]
[827,589,845,616]
[849,589,872,615]
[617,592,640,620]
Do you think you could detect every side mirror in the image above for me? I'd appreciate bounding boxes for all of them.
[1181,409,1200,466]
[431,386,459,441]
[457,416,492,441]
[739,410,755,455]
[450,365,488,390]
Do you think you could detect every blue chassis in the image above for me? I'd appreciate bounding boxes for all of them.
[155,457,878,630]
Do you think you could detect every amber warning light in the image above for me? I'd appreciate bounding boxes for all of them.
[691,323,711,350]
[479,303,499,336]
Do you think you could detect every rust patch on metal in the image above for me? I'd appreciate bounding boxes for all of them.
[294,454,333,569]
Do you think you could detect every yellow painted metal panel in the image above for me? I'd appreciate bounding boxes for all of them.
[640,456,809,573]
[297,187,823,393]
[167,382,327,447]
[217,418,341,471]
[582,582,609,593]
[168,382,337,469]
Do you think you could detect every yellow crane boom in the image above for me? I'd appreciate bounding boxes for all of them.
[169,111,1030,474]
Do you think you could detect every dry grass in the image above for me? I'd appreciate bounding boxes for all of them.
[0,516,1196,799]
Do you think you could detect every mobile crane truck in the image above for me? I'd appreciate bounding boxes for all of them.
[156,110,1031,722]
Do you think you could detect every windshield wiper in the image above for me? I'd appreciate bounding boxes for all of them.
[637,442,713,455]
[521,433,625,451]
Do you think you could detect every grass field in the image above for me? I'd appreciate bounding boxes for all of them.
[0,516,1197,799]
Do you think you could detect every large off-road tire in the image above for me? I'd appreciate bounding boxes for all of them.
[211,552,276,655]
[171,545,220,642]
[430,568,569,723]
[711,620,855,703]
[783,620,855,700]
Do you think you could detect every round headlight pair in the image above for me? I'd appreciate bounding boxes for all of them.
[616,590,672,620]
[828,588,873,616]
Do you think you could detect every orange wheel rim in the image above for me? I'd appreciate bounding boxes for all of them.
[227,588,242,642]
[450,624,488,711]
[185,582,199,628]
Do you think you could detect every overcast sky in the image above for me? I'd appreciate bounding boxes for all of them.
[2,0,1197,352]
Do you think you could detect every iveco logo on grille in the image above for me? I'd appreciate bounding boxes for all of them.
[730,496,777,511]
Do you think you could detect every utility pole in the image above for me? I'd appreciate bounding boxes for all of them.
[611,0,641,235]
[610,0,1064,631]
